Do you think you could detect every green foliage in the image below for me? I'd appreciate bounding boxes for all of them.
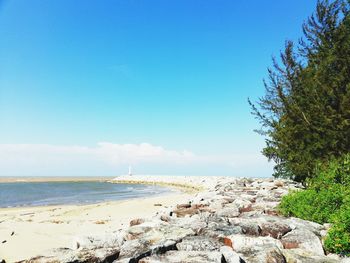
[279,188,343,224]
[324,204,350,255]
[279,154,350,255]
[249,0,350,182]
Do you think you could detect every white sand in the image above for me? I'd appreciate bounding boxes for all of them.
[0,192,191,262]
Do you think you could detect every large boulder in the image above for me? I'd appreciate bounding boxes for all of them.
[281,229,324,256]
[224,234,283,253]
[240,246,286,263]
[282,249,339,263]
[119,224,194,260]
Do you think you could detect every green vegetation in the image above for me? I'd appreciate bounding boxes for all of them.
[250,0,350,256]
[279,154,350,255]
[324,204,350,254]
[249,0,350,182]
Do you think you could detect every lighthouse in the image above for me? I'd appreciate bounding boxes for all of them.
[128,165,132,176]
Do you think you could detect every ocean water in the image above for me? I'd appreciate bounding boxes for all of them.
[0,181,173,208]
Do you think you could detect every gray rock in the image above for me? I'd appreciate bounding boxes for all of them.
[260,221,292,239]
[229,219,261,236]
[73,233,122,250]
[27,247,120,263]
[281,229,324,256]
[172,217,207,234]
[240,246,286,263]
[138,250,223,263]
[231,198,252,213]
[176,236,221,251]
[224,234,283,253]
[282,249,339,263]
[113,258,131,263]
[286,217,324,236]
[217,206,240,218]
[119,224,194,260]
[220,246,243,263]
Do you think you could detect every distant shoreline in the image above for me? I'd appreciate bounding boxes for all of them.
[0,176,114,183]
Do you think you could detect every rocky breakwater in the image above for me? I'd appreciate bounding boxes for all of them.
[22,177,349,263]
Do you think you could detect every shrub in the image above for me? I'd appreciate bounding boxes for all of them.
[278,154,350,255]
[278,187,343,224]
[324,204,350,255]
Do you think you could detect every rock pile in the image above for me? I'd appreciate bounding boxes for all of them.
[22,177,350,263]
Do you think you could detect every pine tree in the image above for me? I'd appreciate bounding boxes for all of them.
[249,0,350,182]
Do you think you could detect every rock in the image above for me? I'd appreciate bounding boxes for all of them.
[220,246,243,263]
[27,247,120,263]
[217,206,240,218]
[224,234,283,253]
[130,218,145,226]
[229,219,261,236]
[126,221,162,240]
[176,236,221,251]
[341,258,350,263]
[20,177,339,263]
[228,216,292,239]
[119,224,194,260]
[128,225,153,236]
[72,233,122,250]
[240,246,286,263]
[274,181,284,187]
[119,239,151,259]
[177,203,191,209]
[286,217,324,236]
[200,215,243,238]
[260,221,292,239]
[173,204,212,217]
[281,229,324,256]
[171,217,207,234]
[0,259,5,263]
[326,254,341,260]
[282,248,339,263]
[139,250,223,263]
[113,258,131,263]
[160,214,171,222]
[231,199,252,213]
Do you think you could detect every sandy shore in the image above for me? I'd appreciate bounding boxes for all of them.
[0,191,191,262]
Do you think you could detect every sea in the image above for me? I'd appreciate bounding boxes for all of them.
[0,181,173,208]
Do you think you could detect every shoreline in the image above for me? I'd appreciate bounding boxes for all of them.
[0,188,178,211]
[0,176,200,210]
[0,190,192,262]
[0,176,213,262]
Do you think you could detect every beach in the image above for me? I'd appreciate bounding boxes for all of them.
[1,176,347,263]
[0,177,194,262]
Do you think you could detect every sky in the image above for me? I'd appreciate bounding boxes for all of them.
[0,0,318,177]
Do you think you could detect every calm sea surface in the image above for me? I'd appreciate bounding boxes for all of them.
[0,181,172,208]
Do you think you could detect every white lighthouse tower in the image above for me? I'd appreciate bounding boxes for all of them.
[128,165,132,176]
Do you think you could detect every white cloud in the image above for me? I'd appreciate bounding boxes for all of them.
[0,142,273,177]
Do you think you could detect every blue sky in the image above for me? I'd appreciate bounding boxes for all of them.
[0,0,317,176]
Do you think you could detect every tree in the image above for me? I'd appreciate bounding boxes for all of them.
[249,0,350,182]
